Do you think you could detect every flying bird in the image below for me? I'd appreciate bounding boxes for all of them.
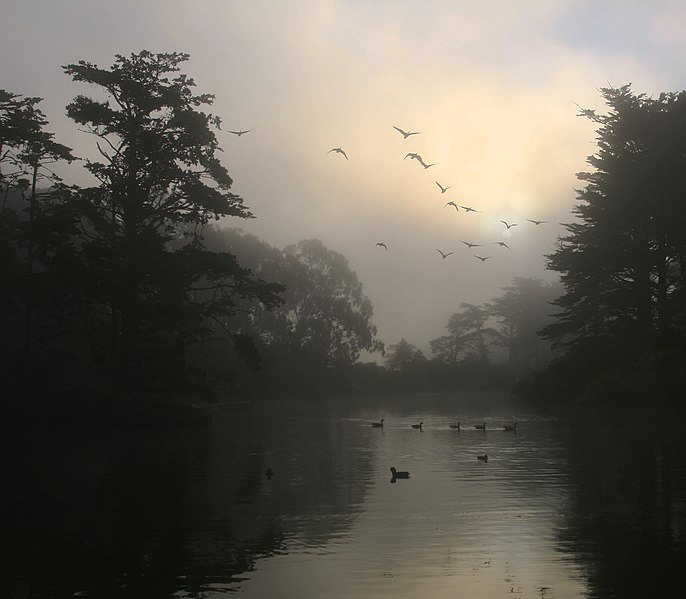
[417,156,438,169]
[445,201,459,211]
[376,242,388,250]
[527,219,549,225]
[404,152,422,160]
[228,129,252,136]
[460,240,481,248]
[435,181,451,194]
[493,241,511,249]
[393,125,421,139]
[436,249,453,259]
[474,255,492,262]
[328,147,348,159]
[460,206,482,213]
[500,220,518,229]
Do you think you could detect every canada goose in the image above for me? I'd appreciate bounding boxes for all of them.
[445,201,459,211]
[474,255,492,262]
[503,422,518,432]
[527,219,548,225]
[493,241,511,249]
[460,206,482,213]
[477,454,488,462]
[411,421,423,429]
[435,181,451,194]
[375,242,388,250]
[436,249,453,259]
[328,147,348,159]
[228,129,251,136]
[449,422,461,430]
[460,240,481,248]
[265,467,274,479]
[393,126,421,139]
[371,418,384,428]
[404,152,422,160]
[500,220,518,229]
[390,467,410,478]
[474,422,486,430]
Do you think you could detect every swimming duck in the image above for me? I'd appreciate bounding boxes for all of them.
[411,422,423,429]
[371,418,384,428]
[477,454,488,463]
[390,467,410,479]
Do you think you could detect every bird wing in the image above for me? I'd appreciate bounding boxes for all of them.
[393,125,408,136]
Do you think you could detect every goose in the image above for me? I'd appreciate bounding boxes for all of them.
[417,157,438,169]
[228,129,252,136]
[474,422,486,430]
[445,201,460,211]
[328,147,348,159]
[435,181,451,194]
[411,421,423,429]
[371,418,384,428]
[527,219,548,225]
[460,206,482,213]
[404,152,422,161]
[376,242,388,250]
[474,255,492,262]
[500,220,518,229]
[436,249,453,259]
[390,467,410,478]
[460,240,481,248]
[449,422,461,430]
[394,126,421,139]
[265,467,274,479]
[493,241,511,249]
[477,454,488,462]
[503,422,518,432]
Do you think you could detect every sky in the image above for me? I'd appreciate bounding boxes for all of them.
[4,0,686,352]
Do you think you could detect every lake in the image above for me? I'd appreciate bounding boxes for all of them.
[2,391,685,598]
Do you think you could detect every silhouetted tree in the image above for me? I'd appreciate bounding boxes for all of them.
[430,303,495,365]
[62,51,282,393]
[385,338,425,372]
[539,85,686,400]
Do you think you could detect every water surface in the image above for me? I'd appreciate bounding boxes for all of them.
[3,392,685,598]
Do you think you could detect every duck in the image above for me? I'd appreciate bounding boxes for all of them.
[474,422,486,431]
[503,422,518,432]
[411,421,423,429]
[390,467,410,479]
[449,422,461,430]
[477,454,488,463]
[371,418,384,428]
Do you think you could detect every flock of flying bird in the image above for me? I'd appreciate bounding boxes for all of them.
[326,125,551,264]
[370,417,519,480]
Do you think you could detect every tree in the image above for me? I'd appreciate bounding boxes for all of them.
[487,277,560,371]
[62,51,282,392]
[430,303,495,365]
[544,85,686,354]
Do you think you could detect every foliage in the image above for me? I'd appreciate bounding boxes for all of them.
[430,303,495,365]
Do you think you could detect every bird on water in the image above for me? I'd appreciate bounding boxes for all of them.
[503,422,518,432]
[477,454,488,463]
[390,467,410,479]
[372,418,384,428]
[411,421,423,429]
[474,422,486,430]
[449,422,461,430]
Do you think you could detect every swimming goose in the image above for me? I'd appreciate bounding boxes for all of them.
[390,467,410,478]
[411,422,423,429]
[371,418,384,428]
[474,422,486,430]
[449,422,461,430]
[477,454,488,462]
[503,422,518,432]
[265,467,274,479]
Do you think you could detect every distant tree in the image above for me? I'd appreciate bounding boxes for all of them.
[62,51,282,393]
[430,303,495,365]
[486,277,560,371]
[385,338,425,372]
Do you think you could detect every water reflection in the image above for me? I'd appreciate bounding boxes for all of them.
[2,393,685,598]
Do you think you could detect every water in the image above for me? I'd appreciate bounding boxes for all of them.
[2,392,685,598]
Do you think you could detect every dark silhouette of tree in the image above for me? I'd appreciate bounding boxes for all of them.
[539,85,686,401]
[62,52,282,394]
[385,338,425,372]
[0,90,77,393]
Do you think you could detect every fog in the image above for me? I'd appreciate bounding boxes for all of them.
[4,0,686,348]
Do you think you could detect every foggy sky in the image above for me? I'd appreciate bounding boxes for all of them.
[4,0,686,351]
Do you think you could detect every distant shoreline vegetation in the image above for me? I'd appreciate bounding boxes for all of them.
[3,55,686,424]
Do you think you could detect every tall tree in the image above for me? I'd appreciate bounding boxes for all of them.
[62,51,281,392]
[430,303,494,365]
[544,85,686,354]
